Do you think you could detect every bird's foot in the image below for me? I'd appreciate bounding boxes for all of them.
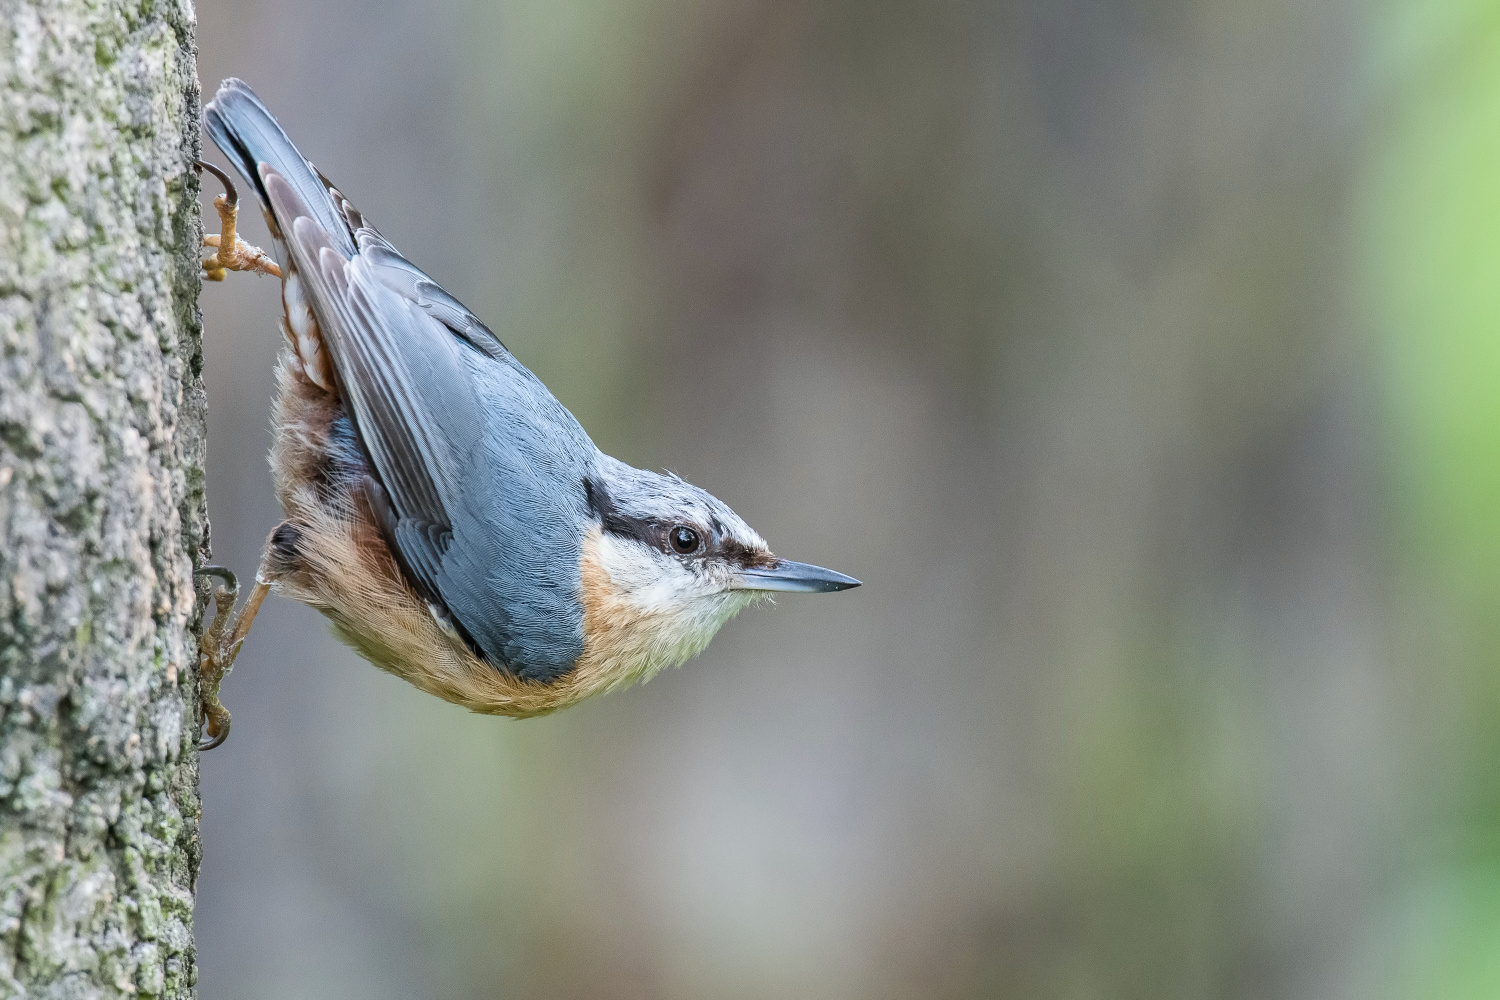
[194,564,271,751]
[196,160,281,281]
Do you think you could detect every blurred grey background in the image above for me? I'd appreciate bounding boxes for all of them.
[192,0,1500,997]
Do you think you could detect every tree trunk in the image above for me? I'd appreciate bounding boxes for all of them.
[0,0,205,996]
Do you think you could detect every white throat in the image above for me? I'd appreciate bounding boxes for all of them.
[587,531,761,686]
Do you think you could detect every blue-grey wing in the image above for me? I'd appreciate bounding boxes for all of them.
[208,78,510,362]
[355,229,510,360]
[263,170,593,680]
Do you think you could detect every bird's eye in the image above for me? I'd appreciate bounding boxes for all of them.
[669,526,701,554]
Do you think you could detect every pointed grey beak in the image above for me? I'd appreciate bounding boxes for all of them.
[736,560,861,593]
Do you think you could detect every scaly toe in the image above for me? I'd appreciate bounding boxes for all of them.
[195,160,282,280]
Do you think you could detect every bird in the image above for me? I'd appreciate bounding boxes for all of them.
[191,79,859,750]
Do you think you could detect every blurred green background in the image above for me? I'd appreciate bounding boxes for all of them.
[192,0,1500,997]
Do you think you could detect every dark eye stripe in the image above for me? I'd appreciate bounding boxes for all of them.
[585,476,772,564]
[718,538,779,569]
[587,478,701,555]
[585,477,655,544]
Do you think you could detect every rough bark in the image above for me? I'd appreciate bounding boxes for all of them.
[0,0,205,996]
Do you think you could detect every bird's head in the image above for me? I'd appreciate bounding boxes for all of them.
[576,455,859,687]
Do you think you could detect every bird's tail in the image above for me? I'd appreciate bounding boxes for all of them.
[204,78,357,259]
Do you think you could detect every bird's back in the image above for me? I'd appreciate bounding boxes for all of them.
[205,78,598,681]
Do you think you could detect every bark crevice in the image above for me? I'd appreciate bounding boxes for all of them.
[0,0,205,996]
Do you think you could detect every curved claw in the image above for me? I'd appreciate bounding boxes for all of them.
[195,564,239,595]
[194,159,239,209]
[196,713,230,752]
[194,159,280,280]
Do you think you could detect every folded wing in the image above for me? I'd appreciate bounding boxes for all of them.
[264,170,591,681]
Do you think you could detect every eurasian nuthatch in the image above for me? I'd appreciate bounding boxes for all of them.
[192,79,859,750]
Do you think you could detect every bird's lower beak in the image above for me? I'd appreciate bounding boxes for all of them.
[735,560,861,593]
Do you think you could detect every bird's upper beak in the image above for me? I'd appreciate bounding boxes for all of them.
[735,559,861,593]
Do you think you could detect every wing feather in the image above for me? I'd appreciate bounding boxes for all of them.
[265,170,589,678]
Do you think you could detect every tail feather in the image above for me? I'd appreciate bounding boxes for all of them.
[204,79,357,259]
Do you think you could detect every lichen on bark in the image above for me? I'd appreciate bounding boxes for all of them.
[0,0,206,996]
